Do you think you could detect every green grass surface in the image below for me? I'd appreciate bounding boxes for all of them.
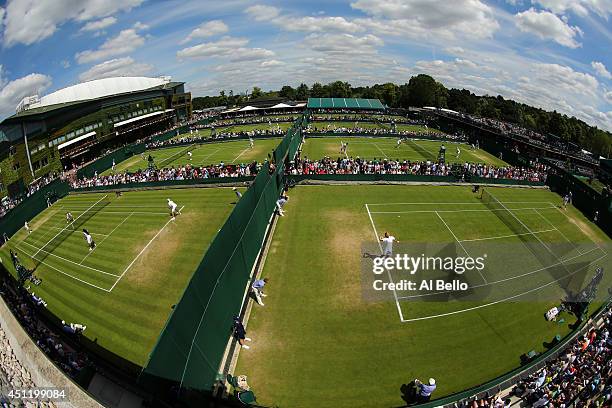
[301,136,507,166]
[236,184,610,408]
[104,138,280,175]
[0,188,237,365]
[308,121,431,132]
[175,123,294,140]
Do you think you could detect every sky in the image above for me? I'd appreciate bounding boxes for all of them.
[0,0,610,131]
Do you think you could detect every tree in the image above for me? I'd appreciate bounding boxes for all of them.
[310,82,326,97]
[279,86,296,99]
[296,83,310,100]
[250,86,263,99]
[406,74,438,107]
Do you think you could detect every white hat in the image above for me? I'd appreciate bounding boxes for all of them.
[167,198,171,201]
[429,378,436,385]
[61,320,66,325]
[232,187,237,190]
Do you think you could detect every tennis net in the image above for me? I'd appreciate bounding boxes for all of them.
[156,144,196,169]
[31,195,110,266]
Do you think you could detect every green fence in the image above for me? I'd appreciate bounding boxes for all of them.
[286,173,545,186]
[545,159,612,238]
[0,180,70,239]
[76,125,190,179]
[141,116,303,395]
[71,177,254,193]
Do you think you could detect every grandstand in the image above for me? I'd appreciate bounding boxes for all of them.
[0,76,191,200]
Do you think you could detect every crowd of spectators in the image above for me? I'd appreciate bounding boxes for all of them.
[511,305,612,407]
[0,173,62,219]
[308,114,422,124]
[198,115,298,129]
[70,162,259,189]
[145,128,285,150]
[286,156,547,182]
[437,110,598,164]
[0,275,92,381]
[303,125,463,140]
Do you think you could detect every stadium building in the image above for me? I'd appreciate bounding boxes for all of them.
[0,76,191,199]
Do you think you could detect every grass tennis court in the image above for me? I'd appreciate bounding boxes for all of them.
[301,136,507,166]
[308,121,431,133]
[175,123,294,140]
[104,138,281,175]
[0,188,236,364]
[236,184,610,408]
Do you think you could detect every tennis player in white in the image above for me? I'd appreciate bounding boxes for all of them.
[249,137,254,149]
[380,232,398,257]
[167,198,180,220]
[187,151,193,161]
[83,229,96,251]
[24,221,32,234]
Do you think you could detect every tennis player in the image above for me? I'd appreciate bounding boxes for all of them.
[249,137,254,149]
[380,232,398,257]
[187,151,193,161]
[24,221,32,234]
[83,229,96,251]
[66,212,74,224]
[167,198,180,219]
[233,187,243,199]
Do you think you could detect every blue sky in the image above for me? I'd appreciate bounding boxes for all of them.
[0,0,610,130]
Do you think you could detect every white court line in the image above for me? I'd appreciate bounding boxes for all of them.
[46,225,109,237]
[550,203,605,255]
[459,228,557,243]
[397,246,605,300]
[365,204,404,321]
[436,211,487,284]
[232,147,251,162]
[19,240,120,277]
[79,212,134,264]
[199,147,222,163]
[532,208,582,254]
[370,206,556,214]
[16,244,112,292]
[372,143,388,159]
[400,253,607,322]
[109,205,184,292]
[366,201,552,206]
[65,210,169,216]
[33,195,108,259]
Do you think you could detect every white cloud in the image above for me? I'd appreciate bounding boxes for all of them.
[228,48,275,62]
[75,28,146,64]
[351,0,499,40]
[182,20,228,44]
[61,60,71,69]
[245,5,280,21]
[591,61,612,80]
[0,71,52,119]
[260,60,284,67]
[81,16,117,32]
[78,57,154,82]
[2,0,143,46]
[534,0,612,19]
[303,33,383,54]
[245,5,362,34]
[176,36,249,59]
[604,90,612,104]
[515,8,583,48]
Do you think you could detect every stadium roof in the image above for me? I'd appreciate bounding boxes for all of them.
[307,98,385,110]
[4,77,183,121]
[22,77,171,111]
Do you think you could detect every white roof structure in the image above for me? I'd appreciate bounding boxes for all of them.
[17,76,172,112]
[270,103,293,109]
[239,106,260,111]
